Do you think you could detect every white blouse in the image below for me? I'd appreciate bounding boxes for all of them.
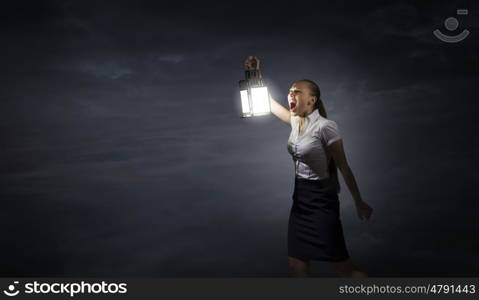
[287,109,342,180]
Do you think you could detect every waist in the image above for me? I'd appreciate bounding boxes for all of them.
[293,160,330,180]
[295,176,333,185]
[294,176,337,194]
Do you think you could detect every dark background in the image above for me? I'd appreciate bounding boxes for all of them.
[1,0,478,277]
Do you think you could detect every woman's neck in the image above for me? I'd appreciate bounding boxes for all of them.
[298,108,315,131]
[299,108,314,119]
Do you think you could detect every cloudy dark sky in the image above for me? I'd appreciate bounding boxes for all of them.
[1,0,478,277]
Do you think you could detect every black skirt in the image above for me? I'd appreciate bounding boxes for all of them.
[288,177,350,262]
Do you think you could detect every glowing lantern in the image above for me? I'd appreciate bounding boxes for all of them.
[238,70,271,117]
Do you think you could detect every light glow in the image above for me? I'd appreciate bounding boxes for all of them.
[250,86,270,115]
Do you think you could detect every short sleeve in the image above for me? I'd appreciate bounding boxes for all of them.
[320,120,342,146]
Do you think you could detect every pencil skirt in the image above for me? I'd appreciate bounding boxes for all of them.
[288,177,350,262]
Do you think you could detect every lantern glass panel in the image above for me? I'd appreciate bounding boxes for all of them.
[240,90,250,115]
[251,86,270,115]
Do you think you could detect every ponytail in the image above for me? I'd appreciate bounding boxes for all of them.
[316,97,328,119]
[296,79,341,194]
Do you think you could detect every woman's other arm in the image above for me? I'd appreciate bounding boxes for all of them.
[329,140,373,221]
[244,56,291,125]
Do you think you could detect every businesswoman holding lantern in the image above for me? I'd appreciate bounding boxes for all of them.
[243,56,373,277]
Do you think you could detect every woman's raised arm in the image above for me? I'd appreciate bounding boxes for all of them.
[269,94,291,125]
[244,56,291,125]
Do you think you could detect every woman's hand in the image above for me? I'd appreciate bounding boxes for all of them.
[355,200,373,221]
[244,56,260,70]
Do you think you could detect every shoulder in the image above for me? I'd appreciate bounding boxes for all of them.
[314,117,341,145]
[321,119,339,130]
[314,116,339,132]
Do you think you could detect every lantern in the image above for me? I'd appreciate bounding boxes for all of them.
[238,70,271,117]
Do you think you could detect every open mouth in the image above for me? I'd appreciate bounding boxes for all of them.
[289,102,296,110]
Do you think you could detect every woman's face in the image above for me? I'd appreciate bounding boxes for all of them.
[288,81,316,117]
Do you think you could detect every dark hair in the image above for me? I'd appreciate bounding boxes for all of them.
[295,79,341,194]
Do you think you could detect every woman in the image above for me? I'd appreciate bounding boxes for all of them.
[244,56,373,277]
